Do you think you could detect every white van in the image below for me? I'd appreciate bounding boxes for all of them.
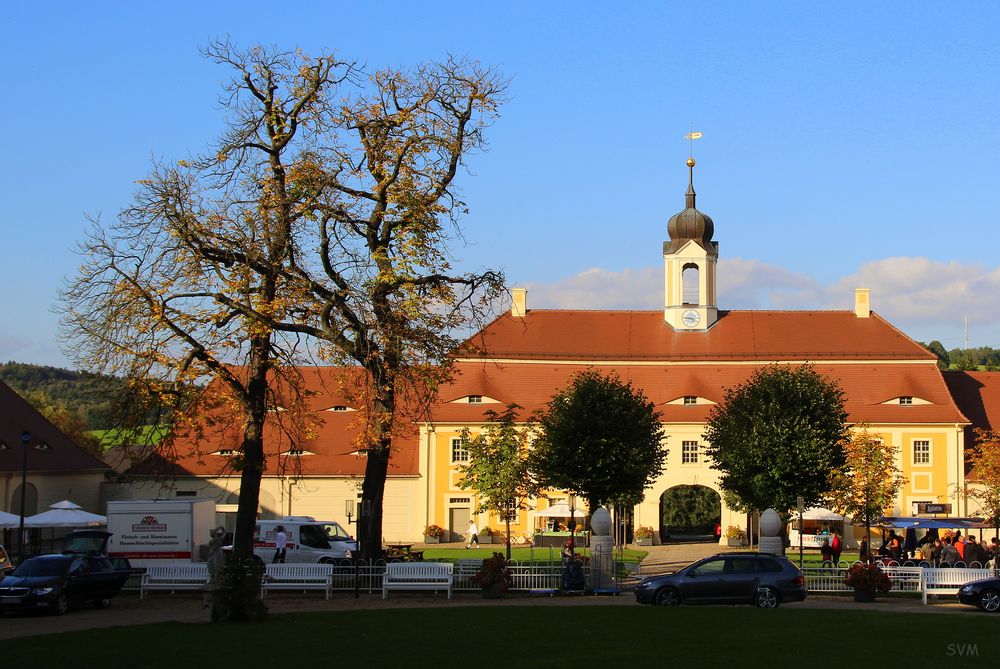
[253,516,356,564]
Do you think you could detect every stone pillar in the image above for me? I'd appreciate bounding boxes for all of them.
[589,507,614,591]
[759,508,783,556]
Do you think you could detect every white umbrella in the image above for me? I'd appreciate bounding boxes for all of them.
[24,500,107,528]
[0,510,22,529]
[535,503,588,518]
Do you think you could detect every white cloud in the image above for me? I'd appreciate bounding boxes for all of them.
[520,257,1000,347]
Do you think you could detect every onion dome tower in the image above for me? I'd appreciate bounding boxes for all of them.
[663,158,719,331]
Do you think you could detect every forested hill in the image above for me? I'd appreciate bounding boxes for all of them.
[0,361,125,431]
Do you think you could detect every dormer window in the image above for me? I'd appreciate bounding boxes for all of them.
[468,395,482,404]
[683,396,698,406]
[284,448,313,457]
[215,449,235,456]
[331,405,348,412]
[899,396,913,406]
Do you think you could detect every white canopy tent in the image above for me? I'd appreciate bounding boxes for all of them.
[0,510,22,529]
[23,500,107,528]
[800,507,843,521]
[535,503,588,518]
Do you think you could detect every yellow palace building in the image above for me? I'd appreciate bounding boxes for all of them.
[105,160,999,547]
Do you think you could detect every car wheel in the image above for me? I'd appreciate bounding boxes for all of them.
[755,587,779,609]
[319,558,335,565]
[654,588,680,606]
[94,597,112,609]
[978,589,1000,612]
[52,593,69,616]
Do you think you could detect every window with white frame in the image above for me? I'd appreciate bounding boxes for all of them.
[451,438,469,463]
[682,440,699,464]
[913,440,931,465]
[468,395,482,404]
[899,396,913,405]
[683,396,698,406]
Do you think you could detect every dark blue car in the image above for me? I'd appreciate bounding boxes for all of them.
[635,552,807,608]
[957,576,1000,612]
[0,554,131,615]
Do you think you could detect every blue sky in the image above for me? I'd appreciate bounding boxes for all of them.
[2,2,999,367]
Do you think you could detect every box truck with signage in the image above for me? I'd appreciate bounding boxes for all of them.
[106,499,216,568]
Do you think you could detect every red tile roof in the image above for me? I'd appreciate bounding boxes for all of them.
[437,361,967,425]
[457,310,936,362]
[142,368,420,478]
[944,371,1000,433]
[0,380,110,474]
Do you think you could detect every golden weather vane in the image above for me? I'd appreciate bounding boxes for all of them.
[684,128,703,159]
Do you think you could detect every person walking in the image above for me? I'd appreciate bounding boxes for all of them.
[831,531,842,565]
[466,519,479,549]
[272,525,287,563]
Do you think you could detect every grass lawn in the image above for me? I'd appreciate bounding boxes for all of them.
[420,546,648,563]
[4,605,995,668]
[90,424,169,449]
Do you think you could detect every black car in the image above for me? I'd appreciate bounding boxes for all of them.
[0,554,131,615]
[635,552,807,608]
[957,577,1000,612]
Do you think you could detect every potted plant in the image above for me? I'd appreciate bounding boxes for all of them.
[724,525,746,547]
[479,526,494,545]
[471,552,513,598]
[634,526,654,546]
[424,524,445,544]
[843,562,891,602]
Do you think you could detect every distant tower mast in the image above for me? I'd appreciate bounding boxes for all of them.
[964,315,969,349]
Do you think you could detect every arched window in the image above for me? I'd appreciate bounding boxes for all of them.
[10,482,38,516]
[682,263,700,305]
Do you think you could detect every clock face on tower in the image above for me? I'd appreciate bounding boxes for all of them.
[682,309,701,327]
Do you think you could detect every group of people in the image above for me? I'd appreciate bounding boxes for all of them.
[819,531,843,565]
[861,528,1000,567]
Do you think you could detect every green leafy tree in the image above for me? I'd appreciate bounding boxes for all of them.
[825,424,906,553]
[531,370,667,515]
[663,486,721,533]
[703,365,848,522]
[456,405,540,560]
[921,341,950,370]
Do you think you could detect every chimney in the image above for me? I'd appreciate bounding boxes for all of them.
[511,288,527,318]
[854,288,870,318]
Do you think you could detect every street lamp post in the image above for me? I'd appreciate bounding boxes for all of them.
[567,494,577,557]
[12,431,48,563]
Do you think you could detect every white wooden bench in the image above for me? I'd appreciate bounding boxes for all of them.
[261,564,334,600]
[382,562,453,599]
[140,563,210,599]
[921,568,993,604]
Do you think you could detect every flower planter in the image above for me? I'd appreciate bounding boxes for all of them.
[853,588,876,603]
[635,538,652,546]
[726,538,744,547]
[480,582,506,599]
[479,535,494,545]
[423,536,440,544]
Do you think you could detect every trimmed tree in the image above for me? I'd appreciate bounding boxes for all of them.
[826,424,906,557]
[456,405,540,560]
[703,365,849,540]
[531,370,668,520]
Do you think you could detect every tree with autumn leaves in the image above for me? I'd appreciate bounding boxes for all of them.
[966,428,1000,539]
[61,37,508,587]
[825,425,906,555]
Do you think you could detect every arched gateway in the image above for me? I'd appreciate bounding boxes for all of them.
[659,484,722,543]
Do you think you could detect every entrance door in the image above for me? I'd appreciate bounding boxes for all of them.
[449,507,470,543]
